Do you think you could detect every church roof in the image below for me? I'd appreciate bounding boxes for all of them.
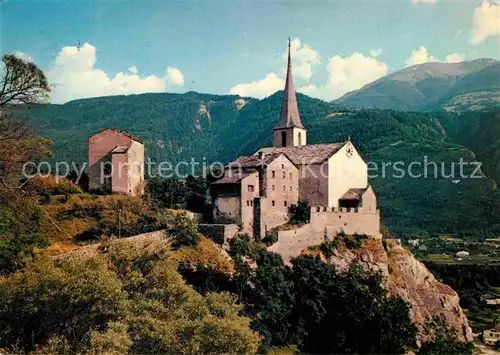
[340,187,368,201]
[212,171,255,185]
[229,152,296,168]
[256,142,348,166]
[274,39,304,130]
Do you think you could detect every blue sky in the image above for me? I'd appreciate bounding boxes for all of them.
[1,0,499,103]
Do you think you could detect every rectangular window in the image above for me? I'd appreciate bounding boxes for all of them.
[272,170,275,178]
[246,201,250,207]
[282,185,286,192]
[272,185,275,191]
[282,171,286,178]
[289,172,292,180]
[281,164,284,169]
[248,185,254,192]
[250,200,253,207]
[289,186,293,191]
[284,201,288,207]
[272,200,275,207]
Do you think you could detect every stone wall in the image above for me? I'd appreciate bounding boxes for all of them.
[258,154,299,237]
[198,224,239,245]
[126,139,145,196]
[53,229,166,260]
[240,172,260,236]
[310,206,381,237]
[267,223,319,264]
[268,206,380,264]
[111,151,128,194]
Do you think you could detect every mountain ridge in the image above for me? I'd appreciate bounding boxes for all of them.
[333,58,500,112]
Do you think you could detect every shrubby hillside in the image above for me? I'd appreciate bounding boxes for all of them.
[24,92,500,238]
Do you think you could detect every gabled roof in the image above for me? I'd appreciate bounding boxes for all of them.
[274,39,304,130]
[340,187,368,201]
[229,152,297,169]
[89,128,143,144]
[111,145,130,154]
[212,171,255,185]
[256,142,348,165]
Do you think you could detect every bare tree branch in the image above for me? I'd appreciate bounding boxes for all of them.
[0,54,50,107]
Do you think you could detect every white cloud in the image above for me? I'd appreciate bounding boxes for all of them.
[46,42,185,104]
[297,84,318,96]
[320,52,388,99]
[13,51,33,63]
[284,37,321,81]
[405,46,437,66]
[369,48,383,57]
[229,72,283,98]
[471,0,500,44]
[166,66,184,85]
[405,46,465,66]
[229,45,387,101]
[229,37,320,98]
[297,52,388,100]
[411,0,437,4]
[445,52,463,63]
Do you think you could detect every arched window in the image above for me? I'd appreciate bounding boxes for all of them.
[281,131,287,147]
[298,132,302,146]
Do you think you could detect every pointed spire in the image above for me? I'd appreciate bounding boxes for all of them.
[275,38,304,130]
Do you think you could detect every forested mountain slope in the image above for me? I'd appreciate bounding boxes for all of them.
[24,91,500,238]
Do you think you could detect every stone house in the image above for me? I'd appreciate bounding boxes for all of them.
[212,152,299,237]
[212,39,380,241]
[88,128,145,196]
[483,328,500,346]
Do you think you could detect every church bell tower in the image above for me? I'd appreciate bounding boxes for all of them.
[273,38,307,148]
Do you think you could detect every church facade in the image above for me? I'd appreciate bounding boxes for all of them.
[212,40,380,240]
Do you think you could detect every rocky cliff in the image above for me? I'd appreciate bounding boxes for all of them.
[323,238,472,344]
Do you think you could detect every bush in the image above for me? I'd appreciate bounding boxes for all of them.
[418,317,473,354]
[345,233,368,249]
[289,200,310,224]
[168,213,200,247]
[0,194,49,274]
[25,175,82,196]
[262,231,278,246]
[228,234,251,258]
[0,240,260,354]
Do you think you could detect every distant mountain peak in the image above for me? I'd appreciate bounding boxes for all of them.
[334,58,500,112]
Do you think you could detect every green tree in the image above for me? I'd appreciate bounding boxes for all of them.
[289,200,310,224]
[0,54,52,274]
[0,238,260,354]
[146,177,188,209]
[418,317,473,355]
[0,54,50,106]
[167,213,200,247]
[185,174,207,212]
[229,238,417,354]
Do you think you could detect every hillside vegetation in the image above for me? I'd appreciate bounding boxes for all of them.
[24,92,500,238]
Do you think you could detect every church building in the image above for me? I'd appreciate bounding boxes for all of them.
[212,40,379,240]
